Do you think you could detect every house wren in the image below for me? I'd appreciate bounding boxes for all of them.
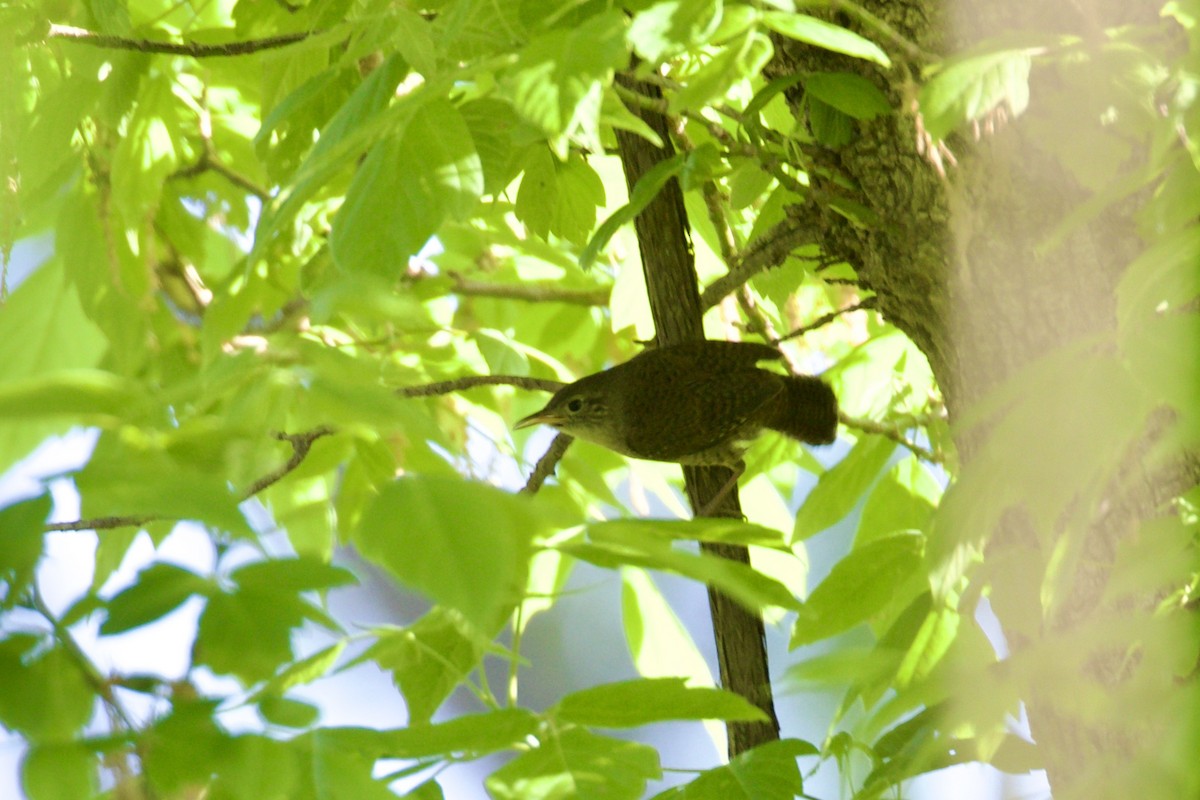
[514,341,837,477]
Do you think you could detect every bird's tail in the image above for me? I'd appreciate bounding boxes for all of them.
[767,376,838,445]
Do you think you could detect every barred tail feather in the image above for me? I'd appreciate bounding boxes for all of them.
[768,376,838,445]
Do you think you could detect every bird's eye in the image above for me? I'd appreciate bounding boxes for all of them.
[566,398,584,413]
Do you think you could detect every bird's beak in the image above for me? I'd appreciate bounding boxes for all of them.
[514,408,562,430]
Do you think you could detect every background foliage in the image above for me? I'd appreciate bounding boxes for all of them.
[1,0,1197,798]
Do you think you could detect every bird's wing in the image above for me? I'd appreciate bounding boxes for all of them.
[624,369,782,461]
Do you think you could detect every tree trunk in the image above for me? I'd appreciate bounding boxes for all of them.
[771,0,1195,795]
[613,75,781,757]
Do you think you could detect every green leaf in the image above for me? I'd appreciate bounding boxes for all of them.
[0,636,96,741]
[791,533,924,647]
[501,10,629,156]
[793,435,896,540]
[21,742,97,800]
[193,579,324,685]
[0,494,51,608]
[621,568,714,685]
[0,369,140,422]
[563,538,800,613]
[110,74,180,222]
[670,32,774,113]
[628,0,723,63]
[460,97,526,194]
[655,739,816,799]
[486,727,661,800]
[589,518,790,549]
[231,557,357,595]
[0,260,106,474]
[353,476,541,633]
[332,98,483,276]
[919,49,1033,141]
[143,700,230,794]
[554,677,767,727]
[856,457,940,546]
[258,695,321,729]
[101,562,213,635]
[807,94,854,147]
[761,13,890,67]
[361,608,484,723]
[74,434,251,536]
[580,153,685,269]
[804,72,891,120]
[368,708,539,758]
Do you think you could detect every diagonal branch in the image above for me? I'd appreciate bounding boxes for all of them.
[44,426,337,533]
[46,23,315,57]
[520,433,574,495]
[398,375,564,397]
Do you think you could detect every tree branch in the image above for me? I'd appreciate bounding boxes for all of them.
[397,375,564,397]
[449,273,610,306]
[700,220,816,309]
[241,426,337,497]
[778,297,877,341]
[520,433,574,495]
[46,23,314,57]
[839,412,943,463]
[44,426,337,533]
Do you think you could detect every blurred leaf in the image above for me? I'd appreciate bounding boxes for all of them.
[192,563,340,685]
[74,433,251,536]
[373,708,539,758]
[0,260,106,473]
[360,608,484,724]
[353,476,542,633]
[580,153,685,269]
[804,72,891,120]
[101,562,213,635]
[564,535,800,613]
[554,678,766,727]
[21,742,97,800]
[501,10,629,156]
[919,48,1034,141]
[621,567,714,685]
[856,457,940,546]
[793,435,896,541]
[0,494,51,608]
[670,32,774,112]
[258,695,321,729]
[590,518,789,549]
[231,557,357,595]
[791,533,924,647]
[628,0,722,63]
[761,13,890,67]
[332,98,483,276]
[654,739,817,799]
[486,727,660,800]
[0,636,95,741]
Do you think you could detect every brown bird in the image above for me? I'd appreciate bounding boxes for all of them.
[515,340,837,509]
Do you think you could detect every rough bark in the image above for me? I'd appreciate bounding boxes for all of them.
[613,74,781,756]
[770,0,1196,795]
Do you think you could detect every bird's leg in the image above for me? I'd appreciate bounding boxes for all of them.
[695,461,746,518]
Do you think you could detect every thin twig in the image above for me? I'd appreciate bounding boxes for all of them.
[520,433,574,495]
[45,426,337,532]
[449,273,610,306]
[778,297,876,341]
[398,375,565,397]
[173,152,270,201]
[700,220,815,309]
[241,426,337,498]
[46,23,315,57]
[839,412,942,463]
